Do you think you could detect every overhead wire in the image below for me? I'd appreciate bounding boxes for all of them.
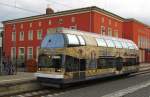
[0,2,42,14]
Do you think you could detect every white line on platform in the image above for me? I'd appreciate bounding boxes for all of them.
[102,80,150,97]
[0,77,35,83]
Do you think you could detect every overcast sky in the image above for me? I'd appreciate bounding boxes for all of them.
[0,0,150,27]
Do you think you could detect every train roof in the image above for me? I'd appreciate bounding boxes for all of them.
[41,28,138,50]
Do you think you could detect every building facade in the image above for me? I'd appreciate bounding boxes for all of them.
[2,6,150,65]
[123,19,150,63]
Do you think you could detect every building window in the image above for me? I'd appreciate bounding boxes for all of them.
[48,20,51,25]
[70,26,77,30]
[20,24,23,29]
[114,30,118,37]
[19,31,24,41]
[101,17,105,23]
[58,18,63,24]
[108,19,111,25]
[29,23,32,28]
[36,47,40,61]
[71,17,75,23]
[37,29,42,40]
[27,47,33,59]
[47,28,52,34]
[108,27,112,36]
[100,26,105,35]
[38,21,42,27]
[28,30,33,40]
[18,47,25,63]
[11,47,16,61]
[12,32,16,41]
[115,22,118,27]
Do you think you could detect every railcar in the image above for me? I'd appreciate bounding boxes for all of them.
[35,28,139,87]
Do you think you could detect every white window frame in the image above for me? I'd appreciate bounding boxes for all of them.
[114,30,118,37]
[38,21,42,27]
[28,30,33,40]
[71,17,75,23]
[27,47,33,59]
[58,18,63,24]
[19,31,24,41]
[37,29,42,40]
[11,47,16,60]
[100,26,105,35]
[29,23,32,28]
[18,47,25,62]
[108,27,112,36]
[48,20,51,25]
[12,32,16,41]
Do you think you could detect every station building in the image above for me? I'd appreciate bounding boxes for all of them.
[2,6,150,66]
[123,19,150,63]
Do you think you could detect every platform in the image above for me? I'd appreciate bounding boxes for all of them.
[0,72,43,97]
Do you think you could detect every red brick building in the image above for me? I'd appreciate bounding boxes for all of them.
[2,6,150,65]
[123,19,150,62]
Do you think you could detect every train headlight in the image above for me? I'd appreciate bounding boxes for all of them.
[56,69,61,72]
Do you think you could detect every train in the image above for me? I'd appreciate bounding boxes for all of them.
[35,27,139,87]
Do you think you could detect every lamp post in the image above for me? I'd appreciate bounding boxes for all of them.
[12,24,17,74]
[0,30,2,74]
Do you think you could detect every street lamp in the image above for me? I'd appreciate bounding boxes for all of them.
[12,24,17,74]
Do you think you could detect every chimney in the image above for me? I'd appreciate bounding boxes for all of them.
[46,4,54,15]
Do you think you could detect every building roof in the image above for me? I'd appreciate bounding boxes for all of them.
[125,18,150,28]
[2,6,125,24]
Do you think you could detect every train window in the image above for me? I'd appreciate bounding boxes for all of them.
[38,55,51,67]
[127,42,134,49]
[97,58,115,69]
[96,38,107,47]
[66,34,79,45]
[77,35,86,45]
[105,39,115,48]
[113,40,122,48]
[120,41,128,48]
[131,42,138,50]
[65,56,80,72]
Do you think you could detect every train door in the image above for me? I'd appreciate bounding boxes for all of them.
[73,59,86,80]
[79,59,86,79]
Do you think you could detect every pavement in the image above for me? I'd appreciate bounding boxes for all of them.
[0,72,36,85]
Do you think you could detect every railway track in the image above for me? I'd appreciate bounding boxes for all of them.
[8,69,150,97]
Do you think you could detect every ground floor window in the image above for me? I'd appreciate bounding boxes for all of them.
[18,47,25,63]
[27,47,33,60]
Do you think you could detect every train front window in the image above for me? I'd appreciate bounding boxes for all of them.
[38,55,62,71]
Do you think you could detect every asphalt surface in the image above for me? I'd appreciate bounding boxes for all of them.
[124,86,150,97]
[11,71,150,97]
[48,73,150,97]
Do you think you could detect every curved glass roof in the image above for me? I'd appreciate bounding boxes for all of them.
[41,34,65,48]
[96,38,107,47]
[41,29,138,50]
[66,34,79,45]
